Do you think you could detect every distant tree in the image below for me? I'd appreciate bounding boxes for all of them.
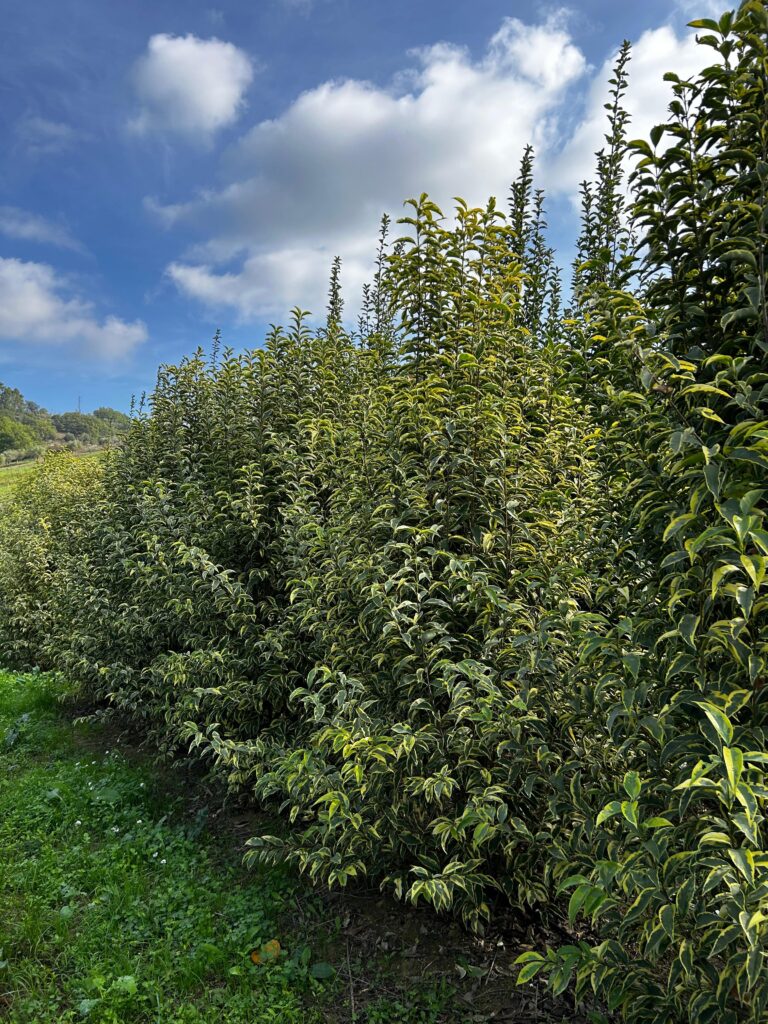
[52,412,97,439]
[0,383,26,419]
[92,407,131,430]
[27,416,56,442]
[0,384,129,450]
[0,381,57,441]
[0,416,37,453]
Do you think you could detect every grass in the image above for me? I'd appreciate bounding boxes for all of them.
[0,460,39,494]
[0,450,106,496]
[0,672,467,1024]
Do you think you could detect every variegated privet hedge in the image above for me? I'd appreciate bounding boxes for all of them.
[0,4,766,1022]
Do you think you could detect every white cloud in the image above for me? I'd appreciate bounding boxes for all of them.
[549,25,710,193]
[674,0,724,17]
[128,33,254,142]
[0,258,147,360]
[168,235,375,320]
[0,207,82,252]
[151,13,709,321]
[155,12,585,318]
[14,116,76,158]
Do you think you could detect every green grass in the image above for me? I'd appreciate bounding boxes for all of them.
[0,460,39,493]
[0,672,465,1024]
[0,672,326,1022]
[0,451,106,497]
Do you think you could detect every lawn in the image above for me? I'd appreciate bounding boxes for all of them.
[0,672,341,1023]
[0,673,488,1024]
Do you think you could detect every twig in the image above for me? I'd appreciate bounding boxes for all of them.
[346,938,356,1021]
[485,948,498,985]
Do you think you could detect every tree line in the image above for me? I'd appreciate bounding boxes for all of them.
[0,380,130,463]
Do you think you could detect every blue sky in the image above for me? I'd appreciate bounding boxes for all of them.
[0,0,716,412]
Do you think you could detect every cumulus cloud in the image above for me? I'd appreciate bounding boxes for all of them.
[155,13,585,317]
[0,207,82,252]
[151,13,708,321]
[128,33,254,142]
[0,258,147,360]
[548,25,709,193]
[168,234,375,321]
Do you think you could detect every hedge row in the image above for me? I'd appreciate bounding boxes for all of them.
[1,5,766,1021]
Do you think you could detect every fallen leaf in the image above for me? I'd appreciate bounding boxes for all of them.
[250,939,281,964]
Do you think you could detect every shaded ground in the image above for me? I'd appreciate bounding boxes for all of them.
[0,672,591,1023]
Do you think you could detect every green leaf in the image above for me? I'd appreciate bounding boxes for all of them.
[722,747,744,791]
[309,962,335,979]
[621,800,638,827]
[728,447,768,469]
[740,554,766,589]
[568,884,592,924]
[112,976,138,996]
[732,812,759,847]
[664,513,695,542]
[699,831,731,845]
[746,947,763,992]
[729,848,755,885]
[596,801,622,826]
[516,951,547,965]
[549,961,574,997]
[743,751,768,764]
[516,956,545,985]
[623,770,641,799]
[557,874,592,893]
[703,462,720,499]
[711,563,741,598]
[678,614,700,649]
[695,703,733,745]
[710,925,742,957]
[737,585,755,620]
[687,17,719,29]
[659,904,675,938]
